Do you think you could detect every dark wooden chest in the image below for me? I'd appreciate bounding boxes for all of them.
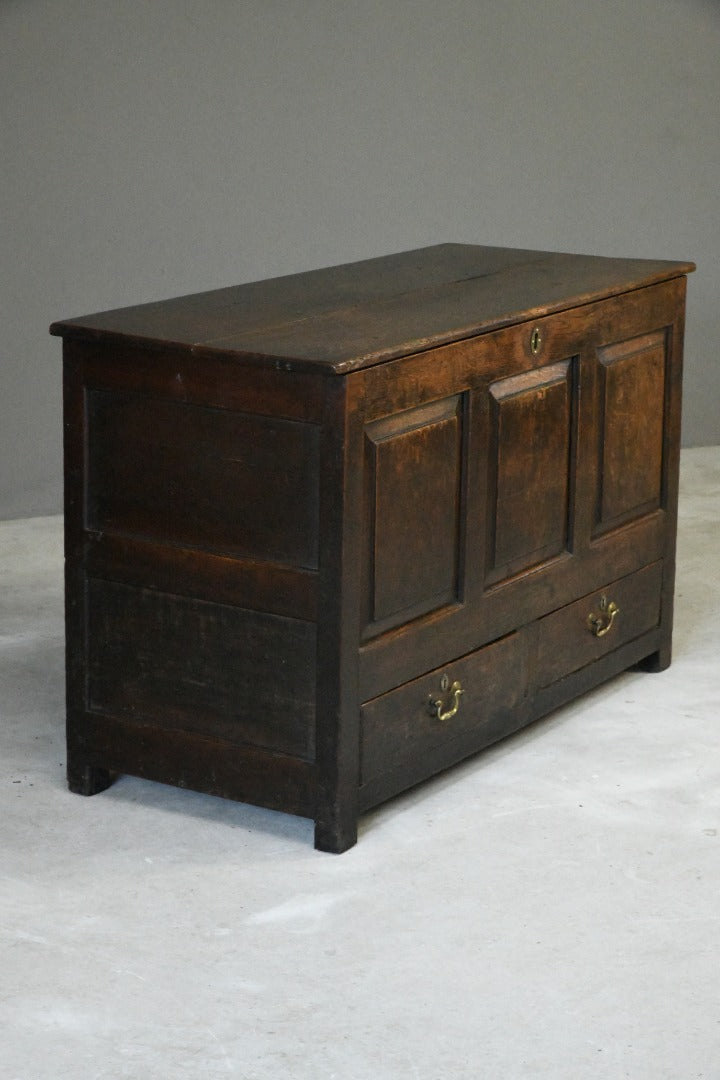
[51,244,694,851]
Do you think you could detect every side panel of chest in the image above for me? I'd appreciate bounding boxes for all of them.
[63,342,329,815]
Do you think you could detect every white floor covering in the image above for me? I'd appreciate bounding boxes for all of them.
[1,446,719,1079]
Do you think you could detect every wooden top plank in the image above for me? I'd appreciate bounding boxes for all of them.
[50,244,694,374]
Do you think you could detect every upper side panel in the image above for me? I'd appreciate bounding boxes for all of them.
[86,389,321,568]
[65,339,326,624]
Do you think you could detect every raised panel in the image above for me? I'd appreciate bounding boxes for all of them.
[595,330,666,532]
[487,360,574,583]
[364,395,465,634]
[86,390,320,568]
[86,579,316,759]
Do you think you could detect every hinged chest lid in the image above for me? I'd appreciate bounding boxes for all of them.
[50,244,694,374]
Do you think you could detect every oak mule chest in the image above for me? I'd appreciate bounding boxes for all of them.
[51,244,695,852]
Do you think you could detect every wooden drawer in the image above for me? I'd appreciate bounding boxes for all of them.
[360,631,527,784]
[536,561,664,687]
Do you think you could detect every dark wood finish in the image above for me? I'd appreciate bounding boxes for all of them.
[358,511,667,702]
[488,360,574,580]
[53,245,693,851]
[358,627,663,814]
[86,389,321,567]
[70,713,316,818]
[364,394,464,632]
[67,759,113,796]
[313,377,365,853]
[51,245,694,373]
[357,277,685,701]
[361,631,526,784]
[77,339,326,421]
[86,579,316,758]
[534,562,663,687]
[595,331,666,531]
[85,534,318,622]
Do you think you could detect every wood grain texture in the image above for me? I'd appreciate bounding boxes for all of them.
[358,511,667,702]
[361,631,526,783]
[87,579,317,759]
[75,338,325,421]
[67,720,316,819]
[87,389,320,568]
[596,331,666,529]
[535,562,663,687]
[364,395,464,632]
[85,534,318,621]
[488,361,574,579]
[54,245,692,850]
[51,244,694,373]
[313,375,365,852]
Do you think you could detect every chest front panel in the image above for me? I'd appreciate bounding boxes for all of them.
[358,278,683,702]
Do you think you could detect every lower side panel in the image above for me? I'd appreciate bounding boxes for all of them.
[67,711,317,819]
[86,578,317,761]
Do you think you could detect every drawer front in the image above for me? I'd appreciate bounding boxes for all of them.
[536,561,663,687]
[360,631,526,784]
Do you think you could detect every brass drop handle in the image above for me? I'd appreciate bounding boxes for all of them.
[428,674,464,722]
[587,596,620,638]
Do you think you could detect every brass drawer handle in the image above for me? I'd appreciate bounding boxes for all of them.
[428,674,464,722]
[587,596,620,638]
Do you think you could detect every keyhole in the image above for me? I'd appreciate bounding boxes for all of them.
[530,327,542,355]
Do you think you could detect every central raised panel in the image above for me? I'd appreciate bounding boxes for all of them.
[487,360,575,584]
[364,394,465,636]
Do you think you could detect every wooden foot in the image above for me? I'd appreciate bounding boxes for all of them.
[67,757,113,796]
[314,807,358,854]
[637,640,672,673]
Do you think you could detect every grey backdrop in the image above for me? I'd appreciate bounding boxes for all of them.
[2,0,718,520]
